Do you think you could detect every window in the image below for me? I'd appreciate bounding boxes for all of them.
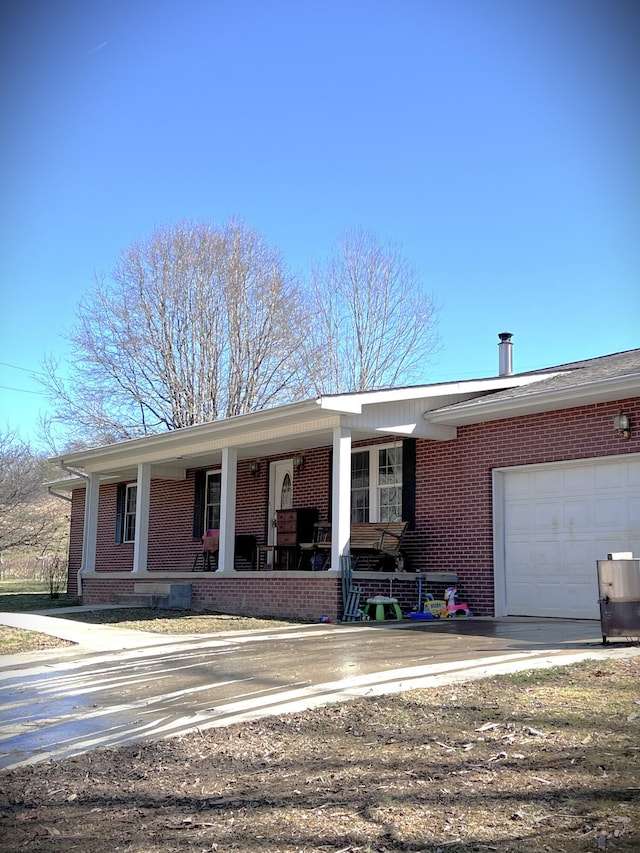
[124,484,137,542]
[280,472,292,509]
[377,447,402,522]
[205,471,221,531]
[350,451,370,522]
[350,444,402,523]
[113,483,138,543]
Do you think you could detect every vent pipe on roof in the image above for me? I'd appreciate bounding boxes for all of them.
[498,332,513,376]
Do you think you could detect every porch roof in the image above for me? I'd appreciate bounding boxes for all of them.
[49,373,544,484]
[426,348,640,425]
[50,345,638,486]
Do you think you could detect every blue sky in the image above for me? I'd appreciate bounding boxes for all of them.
[1,0,638,448]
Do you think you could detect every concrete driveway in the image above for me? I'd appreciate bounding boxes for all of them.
[1,611,638,772]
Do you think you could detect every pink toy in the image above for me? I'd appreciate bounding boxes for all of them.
[444,586,472,617]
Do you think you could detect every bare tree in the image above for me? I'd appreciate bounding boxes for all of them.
[0,430,68,554]
[40,220,307,445]
[301,229,439,394]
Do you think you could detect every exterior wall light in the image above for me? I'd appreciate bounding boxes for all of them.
[249,461,261,475]
[293,454,305,470]
[614,412,631,439]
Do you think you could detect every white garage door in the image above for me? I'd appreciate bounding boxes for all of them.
[500,455,640,619]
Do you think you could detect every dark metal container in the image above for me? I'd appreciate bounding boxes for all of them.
[596,556,640,644]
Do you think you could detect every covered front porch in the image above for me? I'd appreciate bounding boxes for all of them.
[50,383,490,619]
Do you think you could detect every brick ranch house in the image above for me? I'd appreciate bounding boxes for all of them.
[50,337,640,623]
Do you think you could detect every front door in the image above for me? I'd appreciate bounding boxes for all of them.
[268,459,294,547]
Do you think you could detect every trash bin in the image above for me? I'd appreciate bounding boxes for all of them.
[596,552,640,644]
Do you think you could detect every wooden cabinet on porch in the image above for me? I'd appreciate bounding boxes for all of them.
[276,508,318,568]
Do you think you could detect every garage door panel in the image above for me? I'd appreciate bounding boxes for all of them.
[501,456,640,619]
[595,460,627,490]
[563,466,595,492]
[563,539,594,570]
[531,540,562,569]
[595,498,631,530]
[505,540,532,568]
[534,502,562,530]
[532,468,563,494]
[505,503,533,532]
[510,583,571,618]
[504,474,533,498]
[564,499,592,531]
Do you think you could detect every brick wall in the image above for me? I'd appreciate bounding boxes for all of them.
[79,572,458,620]
[416,396,640,615]
[81,574,342,621]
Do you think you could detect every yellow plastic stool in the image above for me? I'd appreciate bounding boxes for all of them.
[364,596,403,621]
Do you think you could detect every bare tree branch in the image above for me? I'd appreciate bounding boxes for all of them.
[39,220,307,445]
[302,228,440,394]
[38,221,439,446]
[0,430,69,553]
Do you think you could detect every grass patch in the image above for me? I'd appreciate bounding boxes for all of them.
[0,583,301,654]
[0,579,295,640]
[0,578,80,612]
[1,656,638,851]
[0,625,73,655]
[58,607,300,634]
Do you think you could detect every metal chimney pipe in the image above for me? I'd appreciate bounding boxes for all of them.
[498,332,513,376]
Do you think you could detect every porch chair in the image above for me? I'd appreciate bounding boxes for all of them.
[297,523,331,570]
[193,528,219,571]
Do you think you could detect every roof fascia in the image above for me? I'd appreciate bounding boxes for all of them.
[45,476,87,491]
[426,374,640,425]
[50,399,325,469]
[55,412,346,474]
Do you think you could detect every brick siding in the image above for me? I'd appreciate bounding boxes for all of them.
[68,396,640,617]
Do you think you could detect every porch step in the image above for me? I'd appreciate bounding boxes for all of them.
[114,593,159,608]
[114,583,192,610]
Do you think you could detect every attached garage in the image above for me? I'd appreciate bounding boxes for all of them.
[494,454,640,619]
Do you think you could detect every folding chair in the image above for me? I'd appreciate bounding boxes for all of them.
[193,528,219,571]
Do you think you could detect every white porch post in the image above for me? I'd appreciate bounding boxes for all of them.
[217,446,237,573]
[330,426,351,572]
[80,474,100,592]
[132,462,151,573]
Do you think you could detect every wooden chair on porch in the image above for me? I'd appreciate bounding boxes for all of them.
[297,523,331,570]
[193,529,219,571]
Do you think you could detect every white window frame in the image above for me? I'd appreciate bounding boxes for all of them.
[123,484,137,543]
[351,442,403,523]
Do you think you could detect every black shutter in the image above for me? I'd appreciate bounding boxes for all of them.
[115,483,125,544]
[327,450,333,521]
[193,470,206,539]
[402,438,416,530]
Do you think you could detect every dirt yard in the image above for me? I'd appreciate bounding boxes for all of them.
[1,656,638,853]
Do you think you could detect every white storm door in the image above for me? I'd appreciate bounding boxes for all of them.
[268,460,294,547]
